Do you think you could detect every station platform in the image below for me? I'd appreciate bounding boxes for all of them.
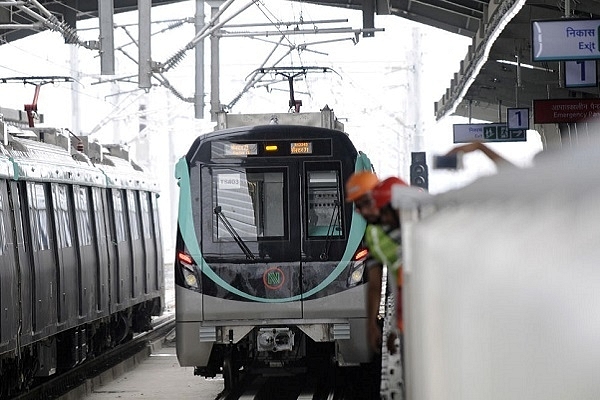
[59,269,224,400]
[74,341,223,400]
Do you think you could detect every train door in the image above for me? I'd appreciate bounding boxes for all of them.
[26,182,57,337]
[110,189,133,308]
[139,191,158,296]
[51,183,79,329]
[91,187,110,316]
[150,194,164,297]
[199,165,302,320]
[300,162,349,318]
[0,179,18,353]
[126,190,144,301]
[73,185,97,321]
[10,182,33,343]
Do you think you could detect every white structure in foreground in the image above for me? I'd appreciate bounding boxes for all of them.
[393,138,600,400]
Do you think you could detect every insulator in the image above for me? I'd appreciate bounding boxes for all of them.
[167,20,185,30]
[164,49,188,71]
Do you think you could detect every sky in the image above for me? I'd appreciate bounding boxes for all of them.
[0,0,543,254]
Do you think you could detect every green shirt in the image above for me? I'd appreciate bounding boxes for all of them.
[364,224,401,273]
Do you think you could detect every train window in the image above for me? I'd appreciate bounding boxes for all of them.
[112,190,127,243]
[0,188,5,255]
[74,185,92,246]
[140,192,152,239]
[213,169,285,240]
[150,193,162,244]
[127,190,141,241]
[91,187,107,238]
[11,185,24,246]
[29,183,50,251]
[52,184,73,248]
[307,170,342,237]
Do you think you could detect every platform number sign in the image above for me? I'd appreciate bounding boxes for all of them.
[506,108,529,141]
[507,108,530,130]
[565,60,597,88]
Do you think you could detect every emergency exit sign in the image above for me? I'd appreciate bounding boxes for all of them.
[533,98,600,123]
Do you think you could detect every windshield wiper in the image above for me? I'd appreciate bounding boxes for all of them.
[214,206,255,260]
[320,200,341,261]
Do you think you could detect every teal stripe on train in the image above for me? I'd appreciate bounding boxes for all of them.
[175,152,371,303]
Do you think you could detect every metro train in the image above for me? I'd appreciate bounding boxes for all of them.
[0,127,164,398]
[174,121,374,390]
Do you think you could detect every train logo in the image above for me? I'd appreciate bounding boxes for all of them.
[263,267,285,290]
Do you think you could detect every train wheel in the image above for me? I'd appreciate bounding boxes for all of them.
[223,354,238,391]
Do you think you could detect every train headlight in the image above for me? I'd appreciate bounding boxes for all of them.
[348,263,365,287]
[183,268,198,288]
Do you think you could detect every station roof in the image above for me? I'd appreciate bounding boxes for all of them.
[302,0,485,38]
[1,1,599,123]
[301,0,600,123]
[0,0,181,43]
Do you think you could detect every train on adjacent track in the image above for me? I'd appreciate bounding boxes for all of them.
[0,125,164,398]
[174,107,375,390]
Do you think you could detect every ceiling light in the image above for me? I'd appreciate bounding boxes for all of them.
[496,59,554,72]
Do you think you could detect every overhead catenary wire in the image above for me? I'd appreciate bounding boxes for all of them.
[13,0,90,48]
[51,0,376,116]
[225,35,291,110]
[221,0,360,111]
[160,0,246,72]
[0,0,398,139]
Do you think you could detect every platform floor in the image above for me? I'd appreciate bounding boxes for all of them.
[80,343,223,400]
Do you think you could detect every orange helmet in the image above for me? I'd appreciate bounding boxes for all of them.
[372,177,407,208]
[345,171,379,202]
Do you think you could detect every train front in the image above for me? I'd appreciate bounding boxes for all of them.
[174,125,371,387]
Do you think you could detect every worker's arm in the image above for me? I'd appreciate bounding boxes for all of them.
[446,141,515,167]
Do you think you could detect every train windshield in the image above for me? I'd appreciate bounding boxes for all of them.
[212,168,286,241]
[307,170,342,237]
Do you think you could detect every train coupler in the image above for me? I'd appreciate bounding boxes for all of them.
[257,327,294,352]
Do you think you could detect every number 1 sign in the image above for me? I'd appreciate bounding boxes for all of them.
[565,60,597,88]
[507,108,530,130]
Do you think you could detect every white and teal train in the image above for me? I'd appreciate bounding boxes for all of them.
[174,117,374,391]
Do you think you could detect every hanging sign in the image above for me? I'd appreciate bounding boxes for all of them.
[532,19,600,61]
[533,98,600,124]
[453,123,526,143]
[565,60,598,87]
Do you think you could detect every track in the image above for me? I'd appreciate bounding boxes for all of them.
[218,361,380,400]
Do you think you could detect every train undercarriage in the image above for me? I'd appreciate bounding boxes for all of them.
[193,321,369,392]
[0,298,161,398]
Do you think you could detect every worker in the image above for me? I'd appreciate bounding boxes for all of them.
[370,176,406,338]
[344,170,384,354]
[370,176,408,400]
